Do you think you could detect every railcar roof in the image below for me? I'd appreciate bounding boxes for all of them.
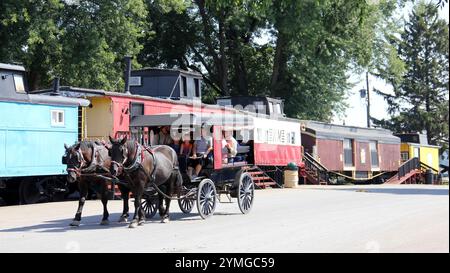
[31,87,301,124]
[0,63,25,71]
[300,120,400,143]
[31,86,228,110]
[131,67,203,77]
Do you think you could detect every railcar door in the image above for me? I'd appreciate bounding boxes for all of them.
[130,102,145,144]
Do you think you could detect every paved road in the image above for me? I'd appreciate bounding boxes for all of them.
[0,184,448,253]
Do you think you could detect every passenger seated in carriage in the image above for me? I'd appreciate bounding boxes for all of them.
[155,125,173,145]
[179,133,193,175]
[222,130,238,163]
[191,127,213,178]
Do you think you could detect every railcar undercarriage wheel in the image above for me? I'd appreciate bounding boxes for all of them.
[237,172,255,214]
[196,179,216,219]
[19,177,66,205]
[141,196,158,219]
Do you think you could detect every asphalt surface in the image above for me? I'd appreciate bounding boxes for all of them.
[0,184,448,253]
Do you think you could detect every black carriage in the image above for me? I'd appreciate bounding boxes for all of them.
[130,112,256,219]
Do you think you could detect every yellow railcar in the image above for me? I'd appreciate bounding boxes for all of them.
[396,133,440,173]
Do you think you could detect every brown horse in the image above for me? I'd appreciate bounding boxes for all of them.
[109,136,182,228]
[63,140,131,226]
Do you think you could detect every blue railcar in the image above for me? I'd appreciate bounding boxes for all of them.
[0,63,89,204]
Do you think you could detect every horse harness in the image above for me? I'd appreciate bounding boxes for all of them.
[116,142,158,185]
[66,144,105,176]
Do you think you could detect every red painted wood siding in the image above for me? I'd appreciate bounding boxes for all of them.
[379,143,400,171]
[317,139,343,171]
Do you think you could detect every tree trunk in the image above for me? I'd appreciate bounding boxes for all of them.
[270,31,288,97]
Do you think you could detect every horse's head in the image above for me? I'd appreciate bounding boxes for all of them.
[63,142,82,183]
[108,136,128,176]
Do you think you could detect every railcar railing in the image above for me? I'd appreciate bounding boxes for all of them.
[303,152,329,184]
[398,157,420,179]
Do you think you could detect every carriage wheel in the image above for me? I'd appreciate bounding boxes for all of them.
[196,179,216,219]
[141,196,158,219]
[178,197,195,214]
[237,172,255,214]
[178,190,194,214]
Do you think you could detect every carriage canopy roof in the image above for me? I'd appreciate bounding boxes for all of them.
[130,112,254,129]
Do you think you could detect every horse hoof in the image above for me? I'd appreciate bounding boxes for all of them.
[100,220,110,226]
[70,221,80,227]
[118,217,128,223]
[129,222,138,228]
[161,217,170,223]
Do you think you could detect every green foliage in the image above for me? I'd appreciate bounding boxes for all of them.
[137,0,406,121]
[0,0,148,90]
[375,1,449,150]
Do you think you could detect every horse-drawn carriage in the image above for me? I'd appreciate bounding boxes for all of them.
[129,112,256,220]
[63,109,301,227]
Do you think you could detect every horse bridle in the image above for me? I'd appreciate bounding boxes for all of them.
[111,142,157,183]
[110,143,132,177]
[66,145,101,177]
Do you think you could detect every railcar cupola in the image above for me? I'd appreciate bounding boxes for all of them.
[216,96,285,118]
[0,63,28,100]
[394,132,429,145]
[128,67,203,101]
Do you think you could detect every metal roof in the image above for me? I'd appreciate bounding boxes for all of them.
[0,63,25,72]
[300,120,400,144]
[130,112,254,129]
[28,94,90,107]
[131,67,203,77]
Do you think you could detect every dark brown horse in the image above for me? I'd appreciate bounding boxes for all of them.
[109,136,182,228]
[63,140,131,226]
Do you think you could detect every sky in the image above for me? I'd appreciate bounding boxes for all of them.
[332,1,449,127]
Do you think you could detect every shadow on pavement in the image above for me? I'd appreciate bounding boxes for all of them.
[333,187,448,196]
[0,210,240,233]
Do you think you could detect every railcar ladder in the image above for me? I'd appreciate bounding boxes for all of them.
[302,152,330,185]
[244,166,282,189]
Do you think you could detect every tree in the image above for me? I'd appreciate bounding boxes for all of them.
[0,0,148,91]
[138,0,404,120]
[375,1,449,149]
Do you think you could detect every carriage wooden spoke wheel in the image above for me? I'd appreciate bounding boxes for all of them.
[197,179,216,219]
[237,172,255,214]
[178,191,194,214]
[141,196,158,219]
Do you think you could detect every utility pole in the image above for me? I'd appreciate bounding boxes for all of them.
[366,71,370,128]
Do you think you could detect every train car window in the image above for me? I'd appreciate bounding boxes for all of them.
[181,76,187,97]
[274,104,281,114]
[194,78,200,97]
[370,141,379,167]
[51,110,65,126]
[13,74,25,93]
[268,102,274,114]
[343,138,354,166]
[401,152,409,162]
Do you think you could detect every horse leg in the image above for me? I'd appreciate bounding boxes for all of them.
[70,180,88,227]
[158,192,165,219]
[118,184,130,223]
[100,184,110,225]
[161,178,174,223]
[129,187,143,228]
